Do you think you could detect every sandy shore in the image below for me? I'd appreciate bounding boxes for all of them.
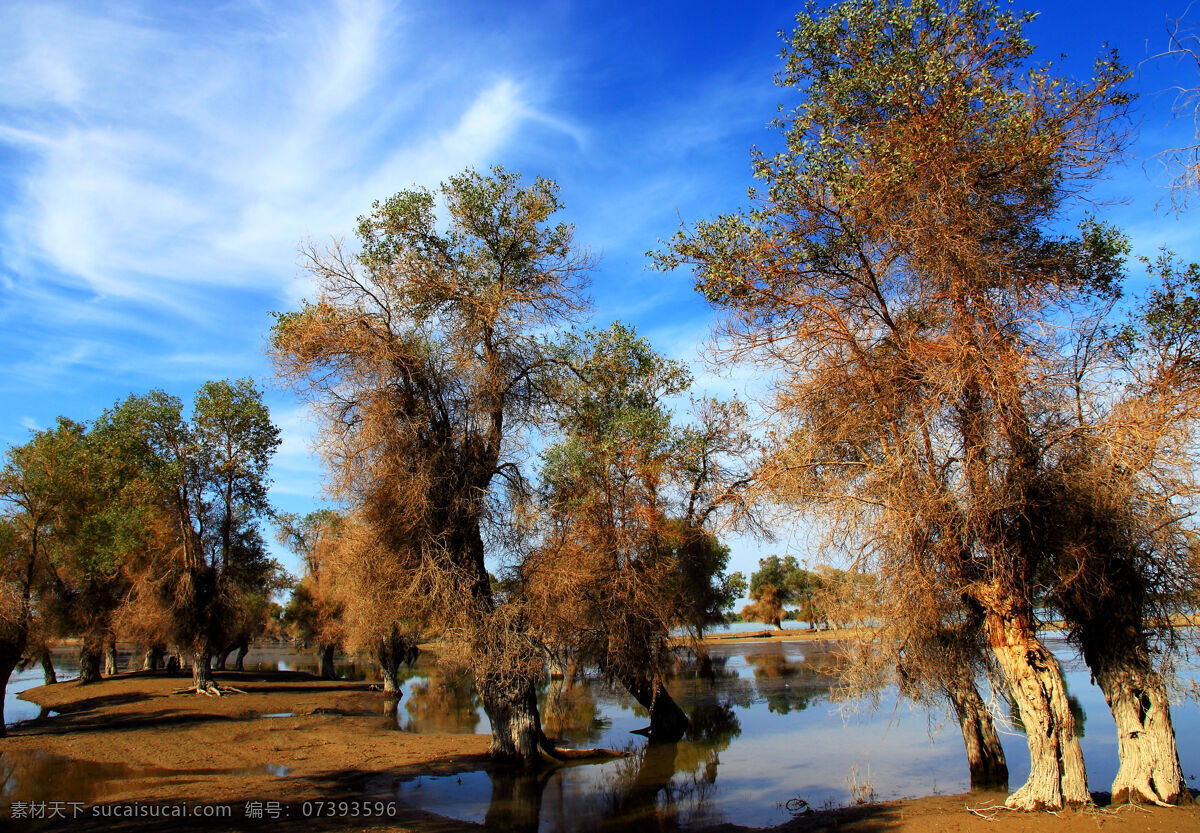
[3,668,1198,833]
[699,626,872,646]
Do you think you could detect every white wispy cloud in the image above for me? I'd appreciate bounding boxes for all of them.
[0,0,556,316]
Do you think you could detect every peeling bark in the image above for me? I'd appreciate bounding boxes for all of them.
[482,676,546,763]
[987,612,1089,810]
[191,645,213,689]
[945,676,1008,791]
[1060,576,1191,806]
[1074,628,1191,806]
[1097,664,1189,805]
[379,663,400,694]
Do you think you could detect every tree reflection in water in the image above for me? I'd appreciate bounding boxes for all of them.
[541,675,611,745]
[479,678,747,833]
[744,645,837,715]
[398,671,482,734]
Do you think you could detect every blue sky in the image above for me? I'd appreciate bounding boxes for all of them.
[1,0,1197,584]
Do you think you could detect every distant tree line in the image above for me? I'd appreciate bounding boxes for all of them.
[740,555,879,631]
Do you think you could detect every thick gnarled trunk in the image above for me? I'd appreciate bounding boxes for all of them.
[143,644,164,671]
[192,645,214,690]
[987,612,1088,810]
[482,676,545,763]
[376,631,418,695]
[1074,626,1191,806]
[1096,663,1189,805]
[78,637,102,684]
[620,671,689,743]
[945,676,1008,790]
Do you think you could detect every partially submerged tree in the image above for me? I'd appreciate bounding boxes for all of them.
[526,323,754,742]
[661,0,1137,809]
[528,323,693,741]
[272,166,593,762]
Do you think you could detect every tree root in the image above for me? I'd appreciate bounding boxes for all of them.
[536,743,625,765]
[171,682,247,696]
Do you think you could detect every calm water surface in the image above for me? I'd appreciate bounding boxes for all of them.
[389,636,1200,830]
[4,637,1198,831]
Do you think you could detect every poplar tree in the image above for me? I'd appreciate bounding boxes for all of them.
[661,0,1139,809]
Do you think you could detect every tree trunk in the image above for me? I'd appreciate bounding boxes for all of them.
[318,643,337,680]
[986,611,1089,810]
[481,675,546,763]
[192,645,214,690]
[40,650,57,686]
[945,676,1008,791]
[103,640,118,677]
[215,647,232,671]
[379,663,400,694]
[1094,662,1189,805]
[0,658,15,738]
[78,638,102,684]
[143,644,164,671]
[376,631,417,695]
[1070,622,1191,806]
[234,641,249,671]
[620,671,689,743]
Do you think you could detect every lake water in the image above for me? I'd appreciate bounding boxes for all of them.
[387,636,1200,830]
[4,636,1198,831]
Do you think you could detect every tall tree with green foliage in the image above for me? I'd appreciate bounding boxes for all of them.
[108,381,280,693]
[527,323,753,741]
[3,419,147,684]
[742,555,801,630]
[661,0,1139,809]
